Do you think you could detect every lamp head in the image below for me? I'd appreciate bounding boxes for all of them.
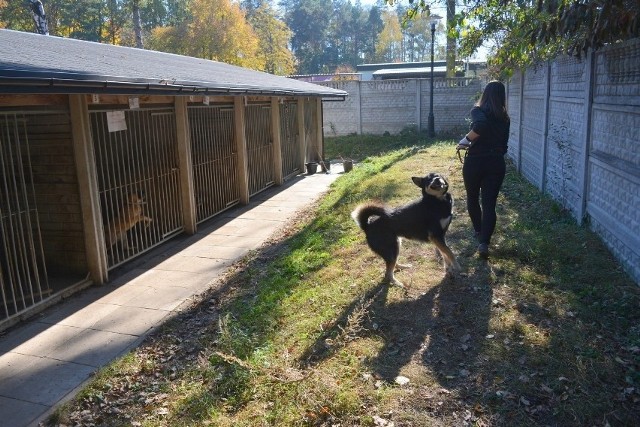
[429,14,442,31]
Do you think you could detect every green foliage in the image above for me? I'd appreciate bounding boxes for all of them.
[390,0,640,76]
[246,2,296,75]
[281,0,386,74]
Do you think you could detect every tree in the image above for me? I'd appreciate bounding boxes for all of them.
[395,6,438,62]
[362,6,384,63]
[102,0,128,45]
[131,0,143,48]
[282,0,332,73]
[148,0,264,70]
[375,9,403,62]
[246,2,296,75]
[0,0,36,31]
[445,0,455,77]
[388,0,640,75]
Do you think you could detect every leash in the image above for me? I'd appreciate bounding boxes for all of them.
[448,147,467,175]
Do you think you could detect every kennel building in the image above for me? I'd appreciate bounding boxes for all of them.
[0,29,346,331]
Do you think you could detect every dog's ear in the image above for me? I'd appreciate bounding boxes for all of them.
[411,176,423,187]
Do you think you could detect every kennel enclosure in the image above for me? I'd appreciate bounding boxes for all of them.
[0,29,346,330]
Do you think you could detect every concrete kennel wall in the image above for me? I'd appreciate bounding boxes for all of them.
[507,38,640,284]
[319,78,482,136]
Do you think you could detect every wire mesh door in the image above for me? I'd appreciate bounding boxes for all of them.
[188,105,240,223]
[0,113,50,321]
[90,107,183,269]
[245,103,274,196]
[280,102,300,179]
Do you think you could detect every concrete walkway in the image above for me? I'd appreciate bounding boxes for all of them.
[0,169,340,427]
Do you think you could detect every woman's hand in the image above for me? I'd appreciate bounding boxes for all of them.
[457,136,471,150]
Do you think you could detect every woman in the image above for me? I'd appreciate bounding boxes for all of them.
[456,81,510,258]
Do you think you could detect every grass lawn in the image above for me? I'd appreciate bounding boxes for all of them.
[49,135,639,426]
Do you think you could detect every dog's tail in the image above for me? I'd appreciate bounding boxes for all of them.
[351,202,388,231]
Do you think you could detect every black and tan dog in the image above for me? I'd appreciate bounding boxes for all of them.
[351,173,460,286]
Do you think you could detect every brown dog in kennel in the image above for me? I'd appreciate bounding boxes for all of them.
[104,191,152,251]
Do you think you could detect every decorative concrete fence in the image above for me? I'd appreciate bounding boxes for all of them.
[319,77,482,136]
[507,38,640,284]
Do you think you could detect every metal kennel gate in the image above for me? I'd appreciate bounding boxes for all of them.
[0,112,50,320]
[188,105,240,223]
[90,107,184,269]
[280,102,300,179]
[245,103,274,196]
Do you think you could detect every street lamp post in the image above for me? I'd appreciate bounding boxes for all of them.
[428,14,442,137]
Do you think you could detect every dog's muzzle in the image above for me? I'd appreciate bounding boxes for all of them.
[429,176,448,192]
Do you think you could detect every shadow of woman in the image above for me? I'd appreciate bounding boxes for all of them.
[298,262,493,393]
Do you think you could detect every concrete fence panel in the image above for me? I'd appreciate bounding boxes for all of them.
[319,77,481,137]
[509,38,640,284]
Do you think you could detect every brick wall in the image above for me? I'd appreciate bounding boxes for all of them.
[319,78,481,137]
[508,38,640,284]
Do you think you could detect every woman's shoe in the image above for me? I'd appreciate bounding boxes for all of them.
[477,243,489,259]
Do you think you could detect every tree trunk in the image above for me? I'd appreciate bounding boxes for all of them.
[132,0,144,49]
[446,0,456,77]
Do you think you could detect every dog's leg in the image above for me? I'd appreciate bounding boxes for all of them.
[382,238,404,287]
[384,260,404,288]
[393,239,412,270]
[431,238,461,275]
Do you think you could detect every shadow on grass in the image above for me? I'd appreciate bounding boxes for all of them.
[299,262,493,385]
[50,148,640,427]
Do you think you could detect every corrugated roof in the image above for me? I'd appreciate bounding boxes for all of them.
[0,29,347,99]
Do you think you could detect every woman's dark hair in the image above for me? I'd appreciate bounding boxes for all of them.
[477,80,509,122]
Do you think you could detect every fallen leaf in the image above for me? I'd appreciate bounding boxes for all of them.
[395,376,410,386]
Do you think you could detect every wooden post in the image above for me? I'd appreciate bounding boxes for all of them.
[271,98,284,185]
[174,96,197,234]
[68,94,108,284]
[297,97,307,170]
[314,97,323,162]
[234,96,250,205]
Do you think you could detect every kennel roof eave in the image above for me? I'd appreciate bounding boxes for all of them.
[0,29,347,100]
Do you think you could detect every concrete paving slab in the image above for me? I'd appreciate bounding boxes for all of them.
[208,218,284,237]
[231,206,300,221]
[152,254,233,274]
[121,283,198,311]
[2,324,83,359]
[0,322,50,355]
[88,305,171,336]
[192,233,264,249]
[0,395,48,427]
[178,243,250,260]
[38,302,122,330]
[0,353,95,406]
[51,327,139,367]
